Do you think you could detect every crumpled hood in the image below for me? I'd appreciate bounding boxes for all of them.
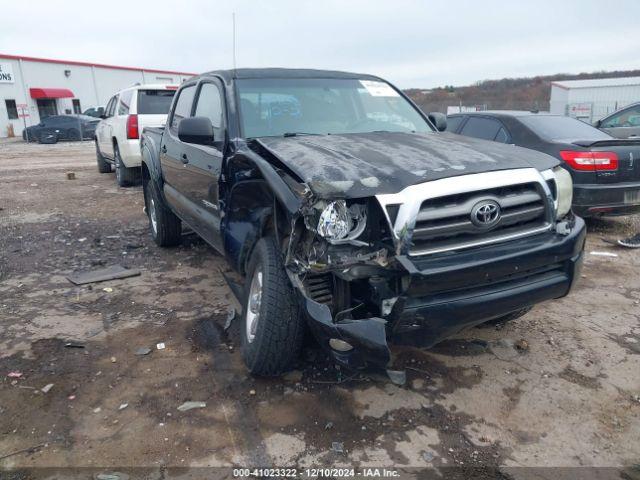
[255,131,559,198]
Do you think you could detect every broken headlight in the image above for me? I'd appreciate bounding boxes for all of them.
[312,200,367,244]
[553,166,573,218]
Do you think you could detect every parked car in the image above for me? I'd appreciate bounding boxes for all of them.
[140,69,585,377]
[95,84,177,186]
[594,102,640,139]
[446,111,640,217]
[22,115,99,143]
[83,106,105,118]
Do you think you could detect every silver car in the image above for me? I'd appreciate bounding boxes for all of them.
[595,102,640,139]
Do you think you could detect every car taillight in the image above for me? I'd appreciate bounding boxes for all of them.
[559,151,618,171]
[126,114,139,139]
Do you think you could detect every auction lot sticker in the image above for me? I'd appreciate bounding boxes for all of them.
[359,80,400,97]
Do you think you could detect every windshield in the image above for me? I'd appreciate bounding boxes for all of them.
[236,78,432,138]
[520,115,611,141]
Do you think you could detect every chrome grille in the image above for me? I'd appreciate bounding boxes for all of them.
[375,168,555,257]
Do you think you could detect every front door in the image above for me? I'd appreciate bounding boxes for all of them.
[179,80,226,251]
[36,99,57,119]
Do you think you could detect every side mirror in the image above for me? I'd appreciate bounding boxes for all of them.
[593,119,602,128]
[178,116,214,145]
[428,112,447,132]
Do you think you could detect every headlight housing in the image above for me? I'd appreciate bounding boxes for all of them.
[553,166,573,218]
[314,200,367,244]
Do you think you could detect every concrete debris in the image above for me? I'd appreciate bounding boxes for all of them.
[102,287,113,293]
[515,339,530,352]
[118,403,128,410]
[177,401,206,412]
[93,407,102,413]
[41,384,54,393]
[110,357,117,363]
[7,372,23,378]
[135,347,151,356]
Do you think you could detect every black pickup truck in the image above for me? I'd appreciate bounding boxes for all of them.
[140,68,586,377]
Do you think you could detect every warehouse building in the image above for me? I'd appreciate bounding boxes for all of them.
[550,76,640,123]
[0,53,194,138]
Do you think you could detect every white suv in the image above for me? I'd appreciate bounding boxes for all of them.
[95,84,177,186]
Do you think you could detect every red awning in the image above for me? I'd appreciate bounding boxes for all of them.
[29,88,74,99]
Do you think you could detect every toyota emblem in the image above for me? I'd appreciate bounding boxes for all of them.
[470,200,501,228]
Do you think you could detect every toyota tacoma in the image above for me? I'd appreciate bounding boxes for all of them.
[140,69,586,377]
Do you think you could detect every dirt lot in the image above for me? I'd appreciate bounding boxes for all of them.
[1,138,639,478]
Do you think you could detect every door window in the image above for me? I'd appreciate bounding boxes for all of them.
[601,105,640,128]
[445,115,465,132]
[460,117,502,141]
[170,85,196,131]
[194,82,224,143]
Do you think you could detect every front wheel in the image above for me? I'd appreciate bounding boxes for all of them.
[241,236,304,376]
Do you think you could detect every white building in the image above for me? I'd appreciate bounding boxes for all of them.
[550,76,640,123]
[0,53,194,138]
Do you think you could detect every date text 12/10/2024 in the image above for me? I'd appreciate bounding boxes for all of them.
[233,468,401,478]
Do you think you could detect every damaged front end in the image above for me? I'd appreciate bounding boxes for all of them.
[276,167,586,374]
[283,194,404,371]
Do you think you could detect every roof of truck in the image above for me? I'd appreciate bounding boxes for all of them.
[199,68,382,82]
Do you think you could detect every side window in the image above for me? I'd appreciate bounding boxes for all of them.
[460,117,502,141]
[170,85,196,131]
[194,82,224,142]
[118,90,133,115]
[602,105,640,128]
[445,116,465,132]
[105,96,118,118]
[494,127,510,143]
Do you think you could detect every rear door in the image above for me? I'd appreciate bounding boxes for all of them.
[178,79,226,250]
[134,87,177,131]
[599,104,640,139]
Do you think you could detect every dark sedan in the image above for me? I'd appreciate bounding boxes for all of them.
[22,115,99,143]
[446,111,640,217]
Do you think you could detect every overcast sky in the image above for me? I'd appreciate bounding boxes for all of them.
[2,0,639,88]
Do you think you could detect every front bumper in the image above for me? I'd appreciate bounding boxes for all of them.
[573,182,640,217]
[302,217,586,369]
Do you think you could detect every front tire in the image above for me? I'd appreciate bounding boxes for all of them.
[96,142,111,173]
[241,236,304,376]
[114,144,139,187]
[145,177,182,247]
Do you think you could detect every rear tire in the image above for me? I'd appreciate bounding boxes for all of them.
[241,236,304,376]
[114,144,139,187]
[145,177,182,247]
[96,142,111,173]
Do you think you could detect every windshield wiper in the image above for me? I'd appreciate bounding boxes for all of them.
[282,132,321,137]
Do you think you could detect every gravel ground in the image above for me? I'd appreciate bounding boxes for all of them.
[0,138,639,479]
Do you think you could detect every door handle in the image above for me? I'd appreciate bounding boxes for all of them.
[161,145,167,153]
[181,153,189,164]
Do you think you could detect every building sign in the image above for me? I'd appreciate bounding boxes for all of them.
[567,103,593,121]
[0,63,15,83]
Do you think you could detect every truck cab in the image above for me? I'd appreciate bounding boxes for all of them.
[140,69,586,378]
